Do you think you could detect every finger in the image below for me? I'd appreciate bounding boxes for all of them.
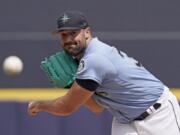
[27,106,37,115]
[29,111,37,116]
[28,101,36,108]
[28,108,38,116]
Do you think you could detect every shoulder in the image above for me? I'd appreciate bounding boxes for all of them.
[83,53,111,67]
[77,53,115,75]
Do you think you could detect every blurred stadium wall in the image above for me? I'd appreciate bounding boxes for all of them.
[0,0,180,135]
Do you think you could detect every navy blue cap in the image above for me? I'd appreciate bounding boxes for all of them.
[52,11,89,34]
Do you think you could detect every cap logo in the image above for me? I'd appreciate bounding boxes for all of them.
[81,22,87,28]
[61,14,70,24]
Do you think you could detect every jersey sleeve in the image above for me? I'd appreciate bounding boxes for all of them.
[75,79,99,91]
[76,54,116,84]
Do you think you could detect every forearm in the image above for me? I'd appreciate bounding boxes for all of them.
[37,96,74,116]
[83,96,105,114]
[28,82,95,116]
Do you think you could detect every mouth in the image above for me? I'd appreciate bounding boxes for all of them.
[64,42,78,50]
[63,42,83,56]
[64,42,77,47]
[66,44,76,51]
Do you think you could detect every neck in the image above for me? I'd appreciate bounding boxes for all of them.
[75,53,84,61]
[75,37,93,61]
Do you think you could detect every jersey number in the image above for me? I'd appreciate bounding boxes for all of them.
[119,50,142,67]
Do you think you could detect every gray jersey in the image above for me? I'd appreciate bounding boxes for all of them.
[76,38,164,123]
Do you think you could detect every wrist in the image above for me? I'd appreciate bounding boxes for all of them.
[36,101,44,111]
[37,100,52,111]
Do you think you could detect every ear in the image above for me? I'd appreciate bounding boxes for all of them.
[84,27,91,39]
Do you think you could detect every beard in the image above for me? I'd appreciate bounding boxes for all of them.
[64,44,86,57]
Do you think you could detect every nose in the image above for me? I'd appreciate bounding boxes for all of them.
[64,35,74,43]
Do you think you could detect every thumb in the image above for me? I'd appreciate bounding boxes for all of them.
[27,101,41,115]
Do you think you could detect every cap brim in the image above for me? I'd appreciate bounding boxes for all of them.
[51,27,81,35]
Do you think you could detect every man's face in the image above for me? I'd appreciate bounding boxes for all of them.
[59,29,88,57]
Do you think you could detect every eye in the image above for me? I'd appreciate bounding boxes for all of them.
[71,31,76,36]
[61,33,67,38]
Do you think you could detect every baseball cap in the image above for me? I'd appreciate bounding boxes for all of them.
[52,11,89,34]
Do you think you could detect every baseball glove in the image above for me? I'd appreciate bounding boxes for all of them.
[40,51,78,88]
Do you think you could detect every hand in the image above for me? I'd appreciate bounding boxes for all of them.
[28,101,42,116]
